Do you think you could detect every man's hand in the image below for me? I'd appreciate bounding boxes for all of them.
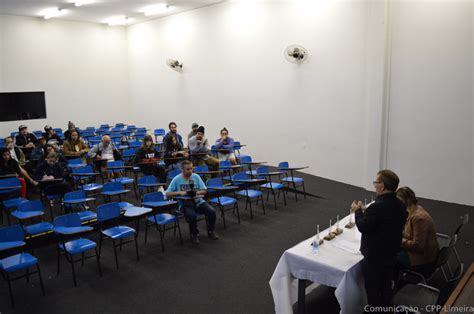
[26,142,35,148]
[351,200,365,213]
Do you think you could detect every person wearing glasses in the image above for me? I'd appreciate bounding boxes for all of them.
[351,170,407,312]
[396,186,439,278]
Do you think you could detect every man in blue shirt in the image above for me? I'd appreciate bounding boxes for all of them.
[166,160,218,244]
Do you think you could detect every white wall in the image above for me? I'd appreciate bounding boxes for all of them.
[127,0,372,189]
[386,0,473,205]
[0,15,130,135]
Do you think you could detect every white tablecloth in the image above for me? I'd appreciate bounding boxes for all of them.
[269,215,367,314]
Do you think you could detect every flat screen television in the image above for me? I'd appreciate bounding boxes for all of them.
[0,91,47,122]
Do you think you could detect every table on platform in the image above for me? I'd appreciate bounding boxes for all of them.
[269,215,366,314]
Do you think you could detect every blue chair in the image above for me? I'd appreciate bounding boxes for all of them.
[0,178,23,225]
[239,156,257,177]
[138,175,163,196]
[233,141,249,160]
[278,162,306,201]
[122,148,137,164]
[13,200,54,237]
[72,165,103,194]
[218,160,236,182]
[107,160,138,200]
[33,130,43,138]
[233,172,265,218]
[257,166,286,209]
[115,123,125,128]
[96,203,138,269]
[128,141,141,149]
[101,181,130,202]
[63,190,97,223]
[154,128,165,144]
[206,178,240,229]
[0,225,45,308]
[142,192,181,251]
[67,158,86,170]
[167,169,181,182]
[53,213,101,286]
[99,124,110,130]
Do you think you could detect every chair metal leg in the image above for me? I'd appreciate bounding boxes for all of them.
[248,198,253,219]
[95,247,102,277]
[293,181,298,202]
[144,220,149,244]
[134,234,139,261]
[176,220,183,244]
[220,205,226,229]
[37,264,45,296]
[159,227,165,252]
[5,272,15,308]
[70,254,77,287]
[98,233,103,257]
[272,190,278,210]
[261,195,266,215]
[282,188,287,205]
[113,240,119,269]
[236,203,240,224]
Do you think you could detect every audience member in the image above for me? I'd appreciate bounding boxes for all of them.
[4,136,26,167]
[166,160,218,244]
[396,186,439,278]
[187,122,199,141]
[15,125,37,160]
[164,135,188,171]
[134,135,166,183]
[214,127,236,165]
[88,135,122,173]
[163,122,184,147]
[0,147,38,198]
[188,126,219,171]
[63,130,88,158]
[63,121,78,141]
[34,152,72,197]
[43,125,63,146]
[351,170,407,312]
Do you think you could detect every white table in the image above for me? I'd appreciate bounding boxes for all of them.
[269,215,367,314]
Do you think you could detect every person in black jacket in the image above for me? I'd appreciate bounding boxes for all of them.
[352,169,407,313]
[15,125,37,160]
[34,152,72,197]
[163,134,188,171]
[134,135,166,183]
[43,125,63,145]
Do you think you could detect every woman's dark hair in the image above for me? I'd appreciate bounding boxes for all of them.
[0,147,10,157]
[220,127,229,134]
[142,135,155,150]
[43,144,55,158]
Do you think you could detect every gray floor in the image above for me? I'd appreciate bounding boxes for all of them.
[1,172,472,314]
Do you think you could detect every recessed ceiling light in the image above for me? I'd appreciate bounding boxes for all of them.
[103,16,131,26]
[39,8,65,19]
[140,4,174,16]
[73,0,95,7]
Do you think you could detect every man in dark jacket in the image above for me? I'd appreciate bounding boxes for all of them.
[352,169,407,312]
[15,125,37,160]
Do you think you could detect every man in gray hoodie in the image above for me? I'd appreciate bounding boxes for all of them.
[188,126,219,171]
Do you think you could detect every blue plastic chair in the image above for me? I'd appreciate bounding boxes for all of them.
[167,169,182,182]
[278,162,306,201]
[128,141,141,149]
[72,165,103,194]
[257,166,286,209]
[67,158,86,170]
[142,192,182,251]
[96,202,138,269]
[206,178,239,229]
[233,172,265,217]
[0,225,45,308]
[13,200,54,237]
[154,128,165,144]
[239,156,257,177]
[0,178,23,225]
[107,160,138,200]
[101,181,130,202]
[122,148,137,164]
[63,190,97,223]
[138,175,163,196]
[53,213,101,286]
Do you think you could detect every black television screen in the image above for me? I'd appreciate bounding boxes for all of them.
[0,91,47,122]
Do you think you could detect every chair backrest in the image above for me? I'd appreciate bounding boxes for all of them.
[123,148,137,157]
[154,128,165,136]
[129,141,141,148]
[97,202,121,222]
[103,181,123,192]
[0,177,21,188]
[207,177,224,187]
[194,165,209,172]
[138,175,157,185]
[0,177,21,195]
[73,165,94,175]
[256,166,269,174]
[85,127,95,131]
[54,213,81,227]
[232,172,248,180]
[454,214,469,235]
[435,234,457,269]
[53,128,63,133]
[278,161,289,169]
[239,156,252,163]
[168,169,181,179]
[68,158,84,166]
[64,190,86,201]
[107,160,125,173]
[143,191,165,203]
[18,199,44,213]
[219,160,231,168]
[0,224,25,242]
[99,124,110,130]
[127,125,136,130]
[115,123,125,128]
